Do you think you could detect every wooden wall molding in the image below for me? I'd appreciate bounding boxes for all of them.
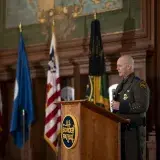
[0,0,154,81]
[0,0,156,159]
[0,49,148,81]
[0,35,152,81]
[0,29,152,64]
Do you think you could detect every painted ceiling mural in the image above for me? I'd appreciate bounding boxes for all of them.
[53,0,123,40]
[54,0,123,17]
[53,0,140,41]
[1,0,141,48]
[6,0,123,28]
[6,0,38,28]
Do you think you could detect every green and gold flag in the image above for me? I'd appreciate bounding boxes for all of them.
[86,18,109,110]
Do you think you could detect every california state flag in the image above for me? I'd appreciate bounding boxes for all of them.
[0,89,2,132]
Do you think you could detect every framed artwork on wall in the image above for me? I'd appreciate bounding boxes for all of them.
[0,0,152,54]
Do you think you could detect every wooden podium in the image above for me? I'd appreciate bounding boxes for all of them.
[60,100,128,160]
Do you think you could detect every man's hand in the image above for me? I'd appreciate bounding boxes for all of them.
[111,100,120,110]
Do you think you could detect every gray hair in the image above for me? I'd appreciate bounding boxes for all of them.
[120,55,134,70]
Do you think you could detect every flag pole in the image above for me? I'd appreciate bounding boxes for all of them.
[19,23,26,159]
[21,109,26,160]
[22,109,25,146]
[51,20,61,160]
[18,23,25,147]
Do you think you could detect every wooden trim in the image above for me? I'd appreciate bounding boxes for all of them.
[60,100,129,123]
[0,0,154,80]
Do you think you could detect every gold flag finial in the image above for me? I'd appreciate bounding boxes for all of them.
[19,23,22,32]
[94,12,97,19]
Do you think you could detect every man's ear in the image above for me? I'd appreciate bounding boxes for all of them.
[127,64,131,70]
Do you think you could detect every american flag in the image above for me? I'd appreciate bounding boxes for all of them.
[44,28,61,152]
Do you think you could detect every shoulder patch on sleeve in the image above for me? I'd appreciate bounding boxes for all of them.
[140,80,147,88]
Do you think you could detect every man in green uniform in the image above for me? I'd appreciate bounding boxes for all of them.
[111,55,150,160]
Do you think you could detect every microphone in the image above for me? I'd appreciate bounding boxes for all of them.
[108,84,118,112]
[112,89,116,101]
[112,89,118,113]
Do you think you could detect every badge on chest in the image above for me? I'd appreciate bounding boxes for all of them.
[123,90,130,100]
[123,94,128,100]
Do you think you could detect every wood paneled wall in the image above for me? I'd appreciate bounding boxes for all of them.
[0,0,157,159]
[155,0,160,159]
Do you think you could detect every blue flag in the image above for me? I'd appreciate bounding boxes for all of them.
[10,33,35,148]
